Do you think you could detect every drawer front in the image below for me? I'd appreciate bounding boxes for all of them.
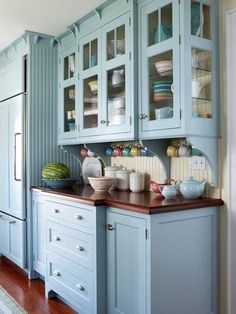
[47,221,94,270]
[47,251,94,311]
[46,200,94,232]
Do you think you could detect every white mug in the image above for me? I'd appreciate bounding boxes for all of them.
[178,144,191,157]
[192,80,206,98]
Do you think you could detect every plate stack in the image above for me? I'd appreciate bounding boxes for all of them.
[155,60,173,76]
[153,81,173,102]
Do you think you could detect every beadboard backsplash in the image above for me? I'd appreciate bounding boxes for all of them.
[111,156,219,198]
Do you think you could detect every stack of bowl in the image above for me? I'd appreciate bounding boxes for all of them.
[155,60,173,76]
[153,81,173,102]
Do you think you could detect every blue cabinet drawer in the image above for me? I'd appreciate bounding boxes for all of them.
[46,200,95,232]
[47,221,94,271]
[47,251,94,312]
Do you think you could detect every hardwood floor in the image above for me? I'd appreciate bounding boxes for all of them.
[0,256,77,314]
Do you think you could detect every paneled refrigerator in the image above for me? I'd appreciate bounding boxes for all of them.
[0,93,26,268]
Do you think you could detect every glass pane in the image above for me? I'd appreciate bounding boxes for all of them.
[83,43,89,70]
[192,48,212,118]
[148,4,172,46]
[64,85,76,132]
[148,50,173,121]
[64,53,75,80]
[83,75,98,129]
[107,65,126,126]
[160,4,172,41]
[117,25,125,56]
[91,39,98,67]
[203,4,211,39]
[148,10,159,46]
[107,30,115,60]
[191,1,201,36]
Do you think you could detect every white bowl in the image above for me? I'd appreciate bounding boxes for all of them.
[155,61,173,74]
[88,176,115,191]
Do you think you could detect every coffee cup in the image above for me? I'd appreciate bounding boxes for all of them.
[122,146,131,157]
[80,147,88,157]
[192,80,207,98]
[178,144,191,157]
[167,145,178,157]
[113,146,123,157]
[130,146,141,157]
[106,147,113,157]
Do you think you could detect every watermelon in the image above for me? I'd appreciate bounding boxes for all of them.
[42,162,71,179]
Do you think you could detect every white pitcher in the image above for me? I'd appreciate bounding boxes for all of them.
[112,69,125,86]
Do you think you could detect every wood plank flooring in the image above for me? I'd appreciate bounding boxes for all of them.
[0,256,77,314]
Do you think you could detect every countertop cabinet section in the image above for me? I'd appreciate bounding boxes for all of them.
[107,206,219,314]
[32,191,46,277]
[44,196,106,314]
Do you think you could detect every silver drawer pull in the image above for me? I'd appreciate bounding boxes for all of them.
[75,214,83,220]
[54,270,61,277]
[76,245,84,251]
[54,236,60,241]
[76,284,85,291]
[53,209,60,213]
[106,224,115,231]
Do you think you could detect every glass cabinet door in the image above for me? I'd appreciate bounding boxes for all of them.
[79,32,101,136]
[102,14,131,135]
[191,48,212,119]
[140,0,180,133]
[59,49,77,140]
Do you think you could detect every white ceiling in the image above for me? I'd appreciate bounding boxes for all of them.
[0,0,104,51]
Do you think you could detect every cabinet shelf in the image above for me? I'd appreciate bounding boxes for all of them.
[192,68,211,79]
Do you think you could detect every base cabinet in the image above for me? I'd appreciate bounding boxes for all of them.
[107,206,219,314]
[107,210,147,314]
[0,211,26,268]
[44,196,106,314]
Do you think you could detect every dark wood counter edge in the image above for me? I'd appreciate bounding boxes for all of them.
[31,186,224,215]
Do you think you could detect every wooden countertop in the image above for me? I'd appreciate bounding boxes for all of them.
[31,184,224,215]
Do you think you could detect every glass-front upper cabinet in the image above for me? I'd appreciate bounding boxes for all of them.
[139,0,180,137]
[186,0,218,137]
[101,13,132,136]
[78,31,100,137]
[58,47,78,142]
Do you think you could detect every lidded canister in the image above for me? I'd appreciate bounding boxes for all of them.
[104,165,120,189]
[116,168,130,191]
[129,172,145,193]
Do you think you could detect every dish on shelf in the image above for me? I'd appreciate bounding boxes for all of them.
[42,178,78,189]
[82,157,103,184]
[154,24,172,43]
[107,39,125,56]
[88,80,98,94]
[155,60,173,76]
[153,94,173,102]
[84,109,98,116]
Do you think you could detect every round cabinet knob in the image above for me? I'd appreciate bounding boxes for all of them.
[53,209,59,213]
[54,270,61,277]
[76,245,84,251]
[76,284,85,291]
[106,224,115,231]
[75,214,83,220]
[54,236,60,241]
[139,113,148,120]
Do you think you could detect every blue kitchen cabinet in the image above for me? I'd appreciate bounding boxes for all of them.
[57,0,138,144]
[32,191,46,277]
[138,0,219,139]
[107,208,147,314]
[44,195,106,314]
[107,206,219,314]
[58,44,78,143]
